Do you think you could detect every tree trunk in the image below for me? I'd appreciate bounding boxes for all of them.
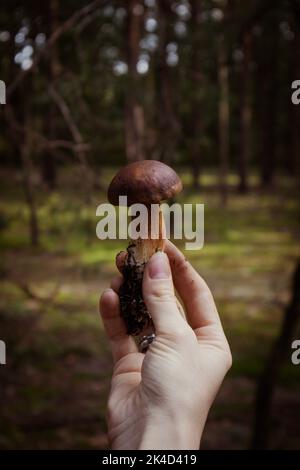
[125,0,145,162]
[41,0,60,189]
[189,0,204,190]
[259,15,279,188]
[21,111,39,247]
[217,35,230,206]
[238,32,252,194]
[251,260,300,449]
[289,11,300,182]
[155,0,180,165]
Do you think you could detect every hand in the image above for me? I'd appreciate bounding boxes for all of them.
[99,241,232,450]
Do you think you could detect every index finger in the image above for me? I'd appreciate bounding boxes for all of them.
[164,240,221,331]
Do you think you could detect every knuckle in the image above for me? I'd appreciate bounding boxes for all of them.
[199,288,214,305]
[147,283,174,304]
[112,355,127,375]
[165,324,193,344]
[175,327,193,343]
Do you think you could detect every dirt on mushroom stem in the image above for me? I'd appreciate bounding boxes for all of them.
[118,207,165,338]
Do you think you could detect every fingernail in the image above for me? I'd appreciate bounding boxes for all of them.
[148,252,171,279]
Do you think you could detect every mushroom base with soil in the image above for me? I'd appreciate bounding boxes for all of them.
[118,209,165,340]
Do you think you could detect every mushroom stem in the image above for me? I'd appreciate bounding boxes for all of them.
[130,207,165,264]
[119,207,165,340]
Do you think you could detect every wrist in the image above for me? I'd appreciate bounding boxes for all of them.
[138,411,204,450]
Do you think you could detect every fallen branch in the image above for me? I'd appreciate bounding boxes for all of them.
[49,85,84,145]
[4,104,89,153]
[49,85,93,200]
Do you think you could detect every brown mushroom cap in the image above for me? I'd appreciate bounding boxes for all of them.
[108,160,183,206]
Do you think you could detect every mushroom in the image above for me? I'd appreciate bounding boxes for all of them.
[107,160,183,347]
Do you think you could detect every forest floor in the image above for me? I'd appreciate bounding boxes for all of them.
[0,167,299,449]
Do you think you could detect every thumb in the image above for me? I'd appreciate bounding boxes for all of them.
[143,251,187,336]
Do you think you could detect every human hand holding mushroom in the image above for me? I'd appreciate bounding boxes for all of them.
[99,161,232,450]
